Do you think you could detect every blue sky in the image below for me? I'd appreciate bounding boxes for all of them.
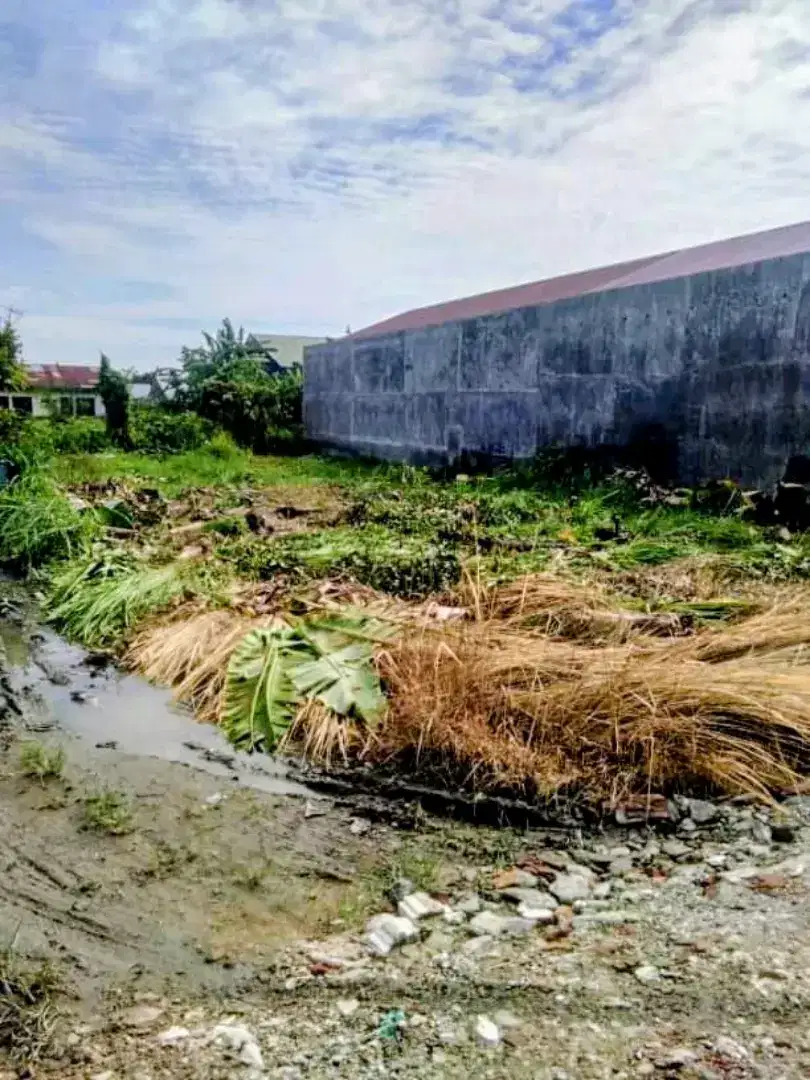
[2,0,810,369]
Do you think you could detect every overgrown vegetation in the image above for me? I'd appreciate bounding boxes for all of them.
[19,742,65,783]
[81,790,134,834]
[0,309,27,392]
[98,353,132,449]
[0,951,60,1063]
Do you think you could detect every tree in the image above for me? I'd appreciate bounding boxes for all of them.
[98,353,132,448]
[0,310,28,392]
[180,318,269,403]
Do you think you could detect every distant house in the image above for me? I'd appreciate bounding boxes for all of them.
[6,365,104,417]
[246,334,326,373]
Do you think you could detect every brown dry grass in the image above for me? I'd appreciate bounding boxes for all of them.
[126,570,810,805]
[375,608,810,803]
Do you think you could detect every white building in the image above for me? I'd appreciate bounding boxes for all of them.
[4,365,104,417]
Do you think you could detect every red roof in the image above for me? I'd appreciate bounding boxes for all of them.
[352,219,810,340]
[26,365,99,390]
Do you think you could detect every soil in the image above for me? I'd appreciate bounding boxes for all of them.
[3,599,810,1078]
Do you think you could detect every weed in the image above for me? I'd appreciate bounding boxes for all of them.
[0,470,99,568]
[232,863,268,891]
[0,950,60,1063]
[19,742,65,783]
[82,790,134,834]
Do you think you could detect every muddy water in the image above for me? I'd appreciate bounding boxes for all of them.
[0,616,313,799]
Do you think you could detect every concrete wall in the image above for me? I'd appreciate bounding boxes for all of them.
[303,251,810,486]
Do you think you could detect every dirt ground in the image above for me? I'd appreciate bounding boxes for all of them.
[3,615,810,1078]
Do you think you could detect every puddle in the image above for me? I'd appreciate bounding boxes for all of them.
[0,617,313,800]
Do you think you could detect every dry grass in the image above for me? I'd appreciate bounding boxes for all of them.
[375,611,810,804]
[126,570,810,805]
[127,609,274,724]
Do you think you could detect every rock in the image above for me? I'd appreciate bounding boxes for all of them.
[634,964,661,985]
[534,850,570,871]
[678,818,698,835]
[503,916,537,935]
[365,914,419,955]
[349,817,370,835]
[469,910,509,936]
[573,911,641,926]
[157,1027,191,1045]
[455,894,482,915]
[492,867,538,889]
[751,821,773,845]
[474,1015,501,1047]
[397,892,445,921]
[500,887,558,908]
[662,839,691,860]
[517,901,556,923]
[771,821,797,844]
[609,856,635,875]
[492,1010,522,1029]
[687,799,719,825]
[121,1004,164,1028]
[389,878,415,902]
[212,1023,257,1052]
[90,1073,114,1080]
[461,935,497,957]
[549,874,591,903]
[240,1041,265,1069]
[335,999,359,1018]
[712,1035,748,1060]
[443,908,467,926]
[593,880,613,899]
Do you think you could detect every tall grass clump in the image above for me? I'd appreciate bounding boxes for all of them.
[0,470,99,568]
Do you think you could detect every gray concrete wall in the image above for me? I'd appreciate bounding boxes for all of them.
[303,251,810,486]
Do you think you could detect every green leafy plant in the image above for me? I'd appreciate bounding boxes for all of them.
[81,789,134,834]
[222,613,393,752]
[98,354,132,449]
[0,310,28,392]
[129,406,213,454]
[19,742,65,783]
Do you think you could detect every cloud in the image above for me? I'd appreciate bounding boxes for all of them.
[1,0,810,368]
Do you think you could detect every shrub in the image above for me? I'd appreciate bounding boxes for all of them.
[47,418,110,454]
[129,406,213,454]
[0,470,99,568]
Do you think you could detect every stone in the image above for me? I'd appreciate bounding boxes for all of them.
[610,856,635,875]
[536,850,570,871]
[634,964,661,985]
[678,818,698,835]
[461,935,498,957]
[549,874,591,903]
[469,911,509,936]
[455,894,482,915]
[365,914,419,955]
[397,892,445,921]
[501,887,558,908]
[212,1024,257,1052]
[240,1041,265,1069]
[335,999,359,1018]
[713,1035,748,1060]
[503,916,537,935]
[516,901,556,923]
[593,880,613,899]
[493,867,538,889]
[443,908,467,926]
[474,1015,501,1047]
[687,799,719,825]
[389,877,415,902]
[573,911,641,926]
[157,1026,191,1045]
[492,1010,522,1029]
[751,821,773,845]
[662,839,691,860]
[771,821,797,844]
[121,1004,164,1028]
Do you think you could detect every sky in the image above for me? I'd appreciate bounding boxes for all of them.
[2,0,810,371]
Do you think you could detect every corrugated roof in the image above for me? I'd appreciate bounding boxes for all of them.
[26,364,99,390]
[352,219,810,340]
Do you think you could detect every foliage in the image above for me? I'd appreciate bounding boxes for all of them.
[47,418,110,454]
[222,525,462,597]
[129,405,213,454]
[196,366,304,452]
[0,409,27,447]
[19,741,65,783]
[222,613,392,751]
[98,354,132,448]
[0,951,60,1063]
[82,790,134,834]
[47,554,199,646]
[178,318,271,398]
[0,471,99,568]
[0,311,27,392]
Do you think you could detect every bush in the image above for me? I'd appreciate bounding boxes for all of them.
[196,368,304,453]
[48,418,110,454]
[129,406,213,454]
[0,470,100,568]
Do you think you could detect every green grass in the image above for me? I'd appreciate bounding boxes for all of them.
[19,742,65,784]
[81,790,134,834]
[0,471,99,569]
